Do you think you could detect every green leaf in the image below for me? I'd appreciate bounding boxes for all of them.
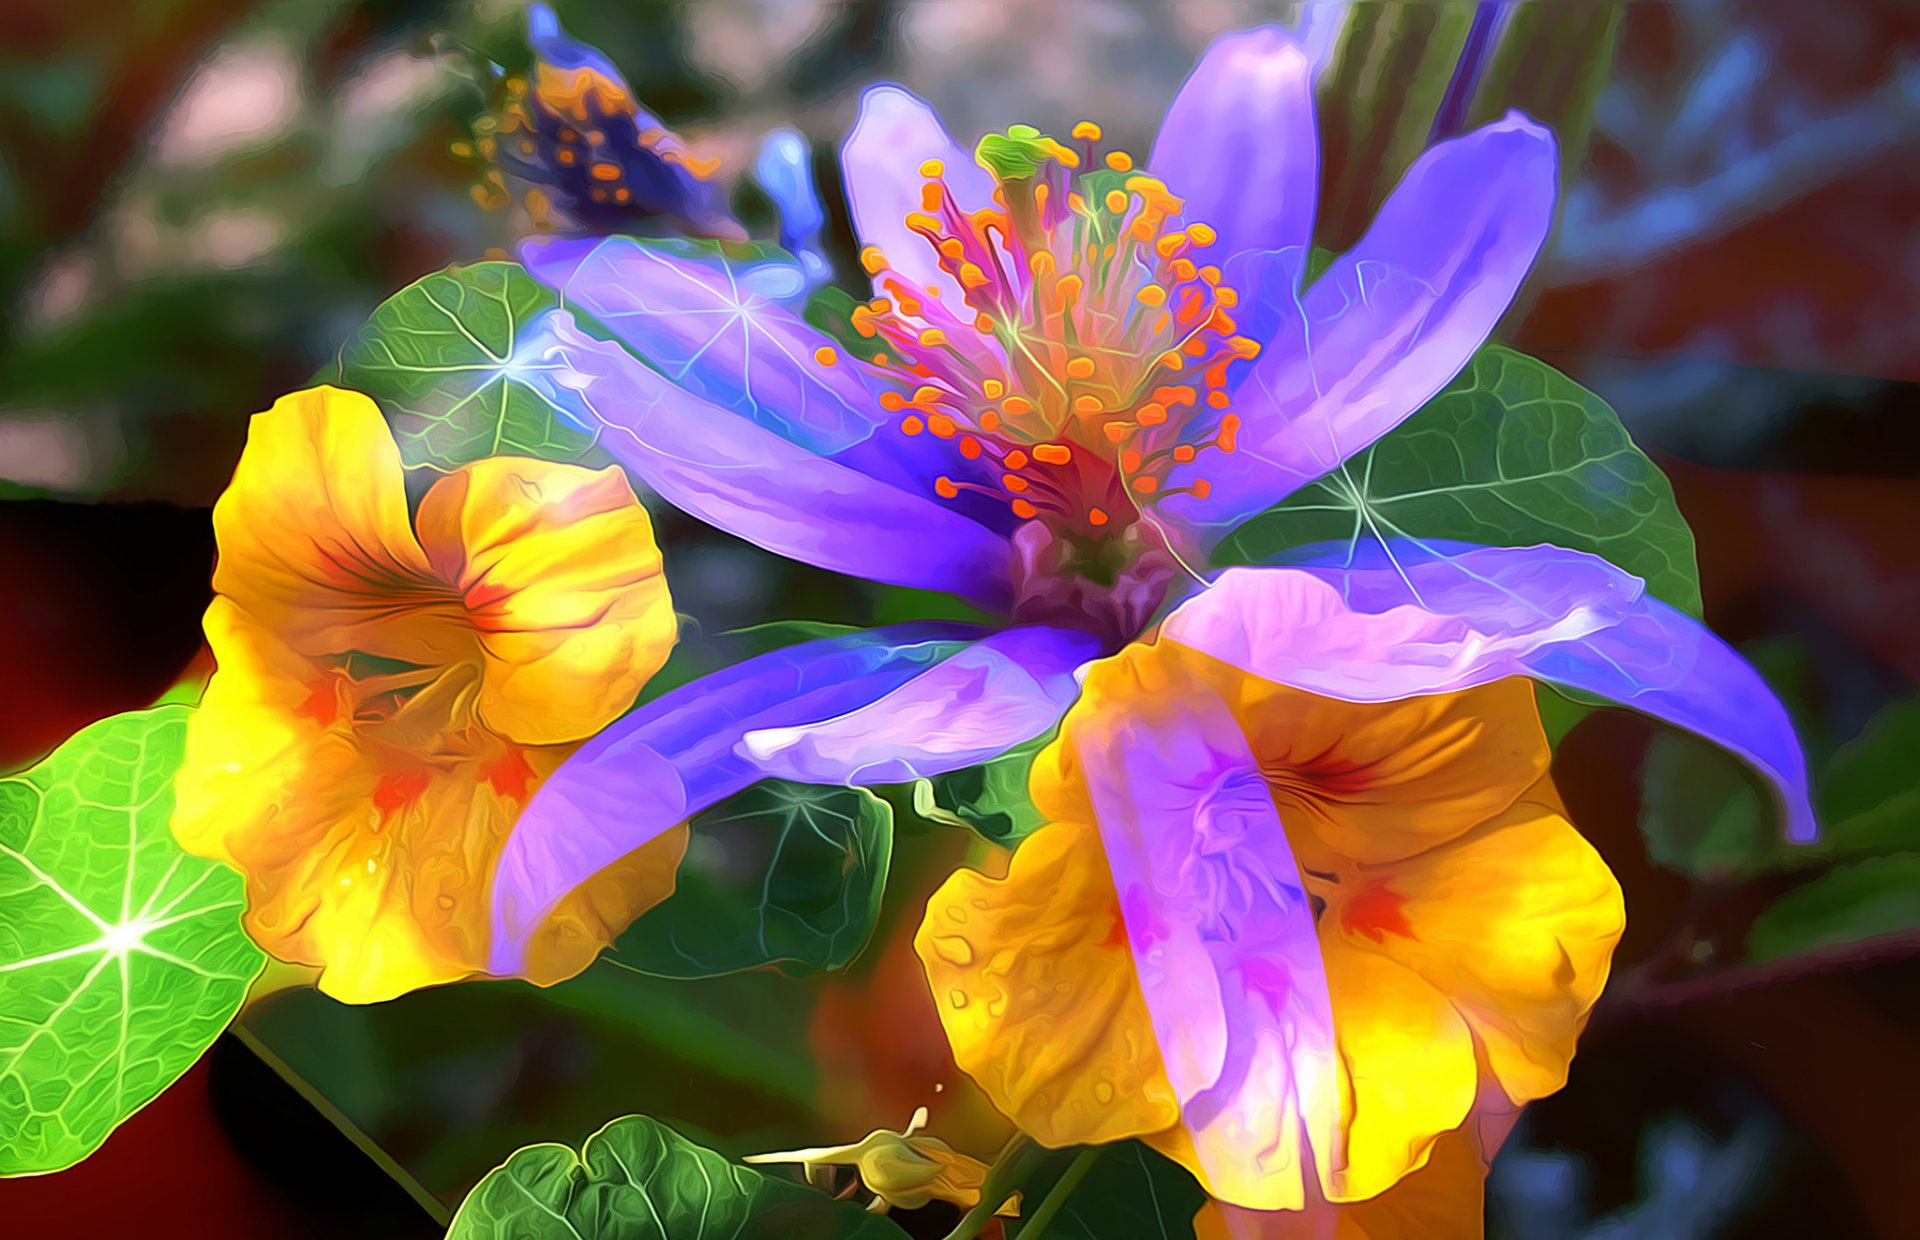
[1021,1141,1207,1240]
[336,261,597,472]
[1821,698,1920,855]
[0,706,264,1175]
[723,620,866,658]
[609,781,893,979]
[917,731,1051,847]
[1217,346,1703,616]
[1744,855,1920,964]
[446,1114,901,1239]
[1638,731,1778,880]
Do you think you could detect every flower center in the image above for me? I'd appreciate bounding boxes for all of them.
[850,121,1261,540]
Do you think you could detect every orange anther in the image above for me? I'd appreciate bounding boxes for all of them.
[1105,151,1133,172]
[913,384,943,405]
[861,246,889,274]
[1011,498,1039,520]
[1105,190,1130,214]
[1004,450,1030,470]
[1135,286,1168,308]
[1066,357,1096,380]
[814,346,838,366]
[1072,120,1103,142]
[1186,222,1217,246]
[1033,444,1072,465]
[1137,403,1167,426]
[1088,507,1110,526]
[979,409,1001,432]
[1073,395,1103,416]
[1002,473,1030,492]
[1003,396,1034,418]
[900,414,925,435]
[1207,390,1231,409]
[1103,422,1130,443]
[1132,476,1160,494]
[590,161,622,181]
[938,237,965,260]
[983,378,1006,399]
[1120,449,1143,472]
[1173,445,1197,462]
[935,476,960,499]
[1191,479,1212,498]
[920,158,945,178]
[919,329,948,348]
[960,436,983,460]
[928,413,959,438]
[879,390,906,411]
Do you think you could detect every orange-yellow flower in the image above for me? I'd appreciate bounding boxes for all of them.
[172,386,683,1004]
[916,637,1624,1232]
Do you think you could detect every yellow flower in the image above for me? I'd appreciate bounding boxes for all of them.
[746,1107,1018,1216]
[172,386,683,1003]
[915,637,1624,1229]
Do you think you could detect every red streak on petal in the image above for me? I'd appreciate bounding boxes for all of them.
[372,768,432,813]
[293,677,339,727]
[1341,881,1416,945]
[486,746,538,802]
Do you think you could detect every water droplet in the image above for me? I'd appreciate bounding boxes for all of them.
[1094,1081,1115,1104]
[930,935,974,966]
[437,895,456,909]
[948,988,970,1009]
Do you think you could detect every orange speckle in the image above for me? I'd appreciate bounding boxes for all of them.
[814,346,838,367]
[294,677,339,727]
[555,147,577,166]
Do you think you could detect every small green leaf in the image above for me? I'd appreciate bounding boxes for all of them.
[337,261,597,471]
[1217,346,1702,616]
[723,620,866,658]
[919,731,1051,847]
[447,1114,901,1239]
[1744,855,1920,964]
[610,781,893,979]
[1021,1141,1207,1240]
[1821,698,1920,856]
[0,706,264,1176]
[1638,732,1778,880]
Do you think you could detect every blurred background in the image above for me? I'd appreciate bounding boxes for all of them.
[1,1,1916,1236]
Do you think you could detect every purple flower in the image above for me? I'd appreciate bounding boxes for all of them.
[485,27,1813,975]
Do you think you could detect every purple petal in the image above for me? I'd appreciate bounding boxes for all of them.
[1159,545,1816,843]
[840,85,995,307]
[489,622,985,974]
[1074,679,1336,1204]
[1163,113,1559,540]
[521,309,1014,607]
[1151,27,1318,306]
[740,624,1102,783]
[520,235,885,454]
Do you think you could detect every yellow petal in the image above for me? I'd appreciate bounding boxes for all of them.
[1315,940,1476,1203]
[210,386,445,661]
[1194,1115,1498,1239]
[412,457,677,745]
[915,818,1181,1148]
[1339,785,1625,1105]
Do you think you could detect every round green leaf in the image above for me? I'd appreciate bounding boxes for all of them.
[447,1114,902,1239]
[1821,698,1920,856]
[336,261,598,471]
[916,731,1051,847]
[609,781,892,979]
[1020,1141,1207,1240]
[0,706,264,1175]
[1217,345,1703,615]
[1744,854,1920,964]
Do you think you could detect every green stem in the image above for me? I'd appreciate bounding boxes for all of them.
[1014,1147,1101,1240]
[942,1133,1035,1240]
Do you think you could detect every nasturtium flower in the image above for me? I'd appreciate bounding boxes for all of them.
[171,386,683,1004]
[478,26,1812,978]
[916,632,1624,1225]
[466,5,829,297]
[746,1106,1019,1217]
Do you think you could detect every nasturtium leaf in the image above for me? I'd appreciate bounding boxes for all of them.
[917,731,1051,847]
[1821,698,1920,856]
[1218,346,1703,616]
[1019,1141,1207,1240]
[1744,855,1920,964]
[0,706,264,1176]
[336,261,597,471]
[1638,732,1778,880]
[609,780,892,979]
[446,1114,901,1239]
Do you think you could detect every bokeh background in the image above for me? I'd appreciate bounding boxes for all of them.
[2,1,1917,1236]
